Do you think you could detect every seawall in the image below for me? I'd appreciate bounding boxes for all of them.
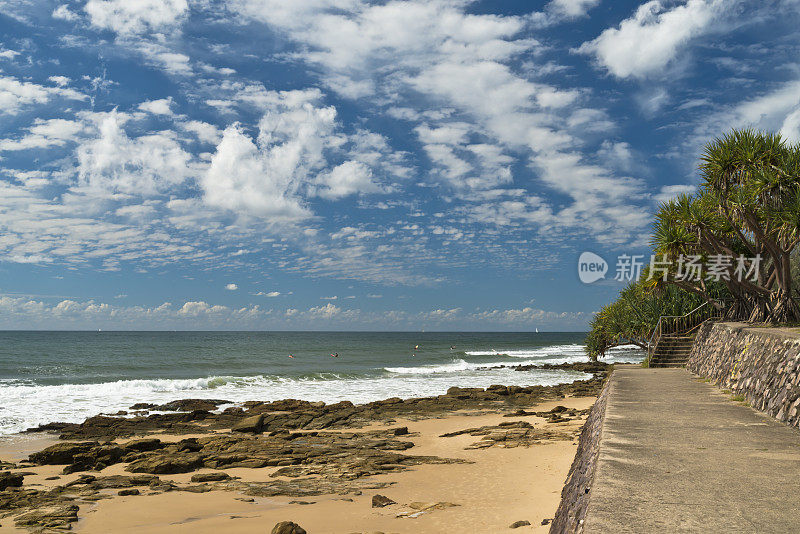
[687,321,800,428]
[549,374,611,534]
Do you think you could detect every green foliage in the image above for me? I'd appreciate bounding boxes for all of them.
[587,128,800,360]
[650,129,800,323]
[585,279,707,360]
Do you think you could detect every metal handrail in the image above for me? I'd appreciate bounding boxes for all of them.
[647,300,724,361]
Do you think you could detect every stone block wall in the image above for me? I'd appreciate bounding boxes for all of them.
[549,376,610,534]
[687,322,800,428]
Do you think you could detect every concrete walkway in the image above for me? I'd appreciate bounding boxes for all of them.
[583,366,800,533]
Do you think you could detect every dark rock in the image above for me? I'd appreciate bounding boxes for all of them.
[392,426,409,436]
[126,453,204,474]
[130,402,157,410]
[371,494,396,507]
[232,414,264,433]
[28,441,98,465]
[541,518,552,525]
[14,504,79,528]
[176,438,203,452]
[271,521,307,534]
[118,489,140,496]
[190,472,231,482]
[487,385,510,395]
[64,474,97,487]
[124,438,164,452]
[0,471,24,490]
[156,399,230,411]
[509,520,531,528]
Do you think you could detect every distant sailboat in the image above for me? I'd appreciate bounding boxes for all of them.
[535,328,539,333]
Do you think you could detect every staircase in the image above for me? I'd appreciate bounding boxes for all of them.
[646,301,724,368]
[648,334,696,368]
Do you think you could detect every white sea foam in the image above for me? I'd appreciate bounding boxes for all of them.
[463,343,642,364]
[0,342,644,436]
[0,368,586,436]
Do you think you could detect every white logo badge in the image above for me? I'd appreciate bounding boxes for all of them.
[578,252,607,284]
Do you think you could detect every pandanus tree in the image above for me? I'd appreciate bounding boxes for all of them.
[587,129,800,360]
[649,129,800,323]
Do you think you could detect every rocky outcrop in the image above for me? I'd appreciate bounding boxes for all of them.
[687,322,800,428]
[6,372,609,532]
[439,415,582,449]
[13,504,79,530]
[549,375,611,534]
[271,521,307,534]
[24,365,609,441]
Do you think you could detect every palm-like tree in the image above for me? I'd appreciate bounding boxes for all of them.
[699,129,800,322]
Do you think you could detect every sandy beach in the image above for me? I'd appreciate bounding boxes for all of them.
[0,384,598,534]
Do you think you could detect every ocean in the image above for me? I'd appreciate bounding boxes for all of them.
[0,331,643,436]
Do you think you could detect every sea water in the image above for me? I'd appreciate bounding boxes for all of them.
[0,331,643,435]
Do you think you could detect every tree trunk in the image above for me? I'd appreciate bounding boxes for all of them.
[766,291,799,323]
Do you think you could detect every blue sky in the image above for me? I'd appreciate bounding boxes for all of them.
[1,0,799,330]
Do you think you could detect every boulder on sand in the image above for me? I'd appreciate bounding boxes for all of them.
[0,471,24,490]
[271,521,307,534]
[371,494,396,508]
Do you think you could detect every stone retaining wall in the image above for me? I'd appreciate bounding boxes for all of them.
[549,376,611,534]
[687,322,800,428]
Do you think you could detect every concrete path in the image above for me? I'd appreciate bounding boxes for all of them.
[583,366,800,533]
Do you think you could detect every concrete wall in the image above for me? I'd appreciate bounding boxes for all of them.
[687,322,800,428]
[549,377,610,534]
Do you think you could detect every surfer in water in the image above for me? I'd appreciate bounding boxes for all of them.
[288,354,294,359]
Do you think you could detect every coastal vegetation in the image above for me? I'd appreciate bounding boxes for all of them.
[587,129,800,359]
[585,277,712,359]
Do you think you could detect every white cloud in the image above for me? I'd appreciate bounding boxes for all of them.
[53,4,79,21]
[0,118,85,151]
[307,302,340,319]
[0,75,87,115]
[0,294,590,330]
[201,124,311,221]
[654,184,696,204]
[225,283,238,290]
[313,160,382,199]
[138,98,174,116]
[320,295,338,300]
[0,49,20,60]
[179,120,222,144]
[178,301,228,316]
[579,0,728,79]
[134,43,192,76]
[84,0,188,34]
[693,79,800,148]
[255,291,281,297]
[76,111,197,195]
[548,0,601,18]
[48,75,71,87]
